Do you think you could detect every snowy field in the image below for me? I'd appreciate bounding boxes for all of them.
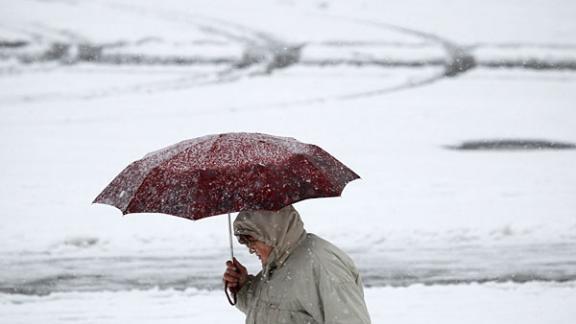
[1,0,576,323]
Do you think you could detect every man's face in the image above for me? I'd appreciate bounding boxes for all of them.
[239,235,273,265]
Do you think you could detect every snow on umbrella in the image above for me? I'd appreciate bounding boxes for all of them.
[93,132,359,220]
[92,132,360,305]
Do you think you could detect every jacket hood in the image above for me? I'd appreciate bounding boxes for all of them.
[234,205,306,274]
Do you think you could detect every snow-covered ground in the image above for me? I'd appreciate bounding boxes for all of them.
[2,282,576,324]
[1,0,575,323]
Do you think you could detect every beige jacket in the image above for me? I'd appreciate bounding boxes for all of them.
[233,205,371,324]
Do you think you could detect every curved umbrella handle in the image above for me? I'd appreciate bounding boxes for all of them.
[225,281,237,306]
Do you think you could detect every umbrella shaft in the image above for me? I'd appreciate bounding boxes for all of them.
[228,213,234,260]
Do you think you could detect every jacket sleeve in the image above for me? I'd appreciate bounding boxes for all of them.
[316,262,371,324]
[235,274,258,314]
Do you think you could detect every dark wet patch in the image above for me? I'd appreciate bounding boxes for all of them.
[481,60,576,71]
[299,58,445,67]
[61,236,100,248]
[446,139,576,151]
[444,48,476,77]
[99,54,237,66]
[0,40,29,48]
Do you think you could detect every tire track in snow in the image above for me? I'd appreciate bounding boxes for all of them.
[2,2,575,107]
[211,18,576,112]
[119,5,301,73]
[331,17,476,76]
[0,22,230,101]
[469,43,576,70]
[205,17,462,111]
[0,0,300,104]
[95,1,301,75]
[3,1,447,106]
[0,11,451,106]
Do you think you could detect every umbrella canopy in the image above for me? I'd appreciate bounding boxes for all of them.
[93,132,359,220]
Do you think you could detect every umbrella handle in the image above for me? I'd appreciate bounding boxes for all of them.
[225,281,237,306]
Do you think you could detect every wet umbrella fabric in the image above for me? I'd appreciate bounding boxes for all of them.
[93,132,359,220]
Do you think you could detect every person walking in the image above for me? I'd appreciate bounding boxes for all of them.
[223,205,371,324]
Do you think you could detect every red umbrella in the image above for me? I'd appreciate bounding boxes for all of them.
[93,132,359,220]
[93,132,359,304]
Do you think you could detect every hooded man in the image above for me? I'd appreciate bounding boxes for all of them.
[223,205,371,324]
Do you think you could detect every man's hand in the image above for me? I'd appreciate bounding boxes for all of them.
[223,257,248,291]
